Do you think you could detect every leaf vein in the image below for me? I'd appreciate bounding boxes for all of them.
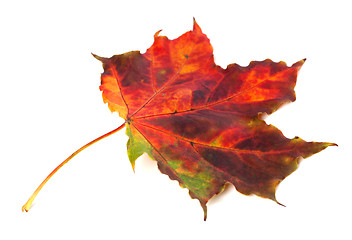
[134,121,290,156]
[130,41,196,118]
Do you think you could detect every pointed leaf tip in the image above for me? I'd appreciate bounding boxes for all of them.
[91,53,106,62]
[193,18,202,33]
[154,29,162,38]
[131,161,136,173]
[275,199,286,207]
[300,58,307,64]
[293,58,307,69]
[202,204,207,221]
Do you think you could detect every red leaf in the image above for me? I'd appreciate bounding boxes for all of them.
[23,19,336,220]
[94,19,335,220]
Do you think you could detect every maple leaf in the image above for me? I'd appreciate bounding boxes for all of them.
[22,19,336,220]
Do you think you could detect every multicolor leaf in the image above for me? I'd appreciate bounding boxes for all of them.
[93,19,335,219]
[22,20,336,220]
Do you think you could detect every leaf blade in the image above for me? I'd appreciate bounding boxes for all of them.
[94,20,336,219]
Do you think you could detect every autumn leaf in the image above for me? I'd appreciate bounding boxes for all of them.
[22,19,336,220]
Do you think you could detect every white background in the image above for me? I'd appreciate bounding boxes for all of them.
[1,0,351,239]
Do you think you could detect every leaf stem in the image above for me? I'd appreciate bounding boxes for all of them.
[22,122,126,212]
